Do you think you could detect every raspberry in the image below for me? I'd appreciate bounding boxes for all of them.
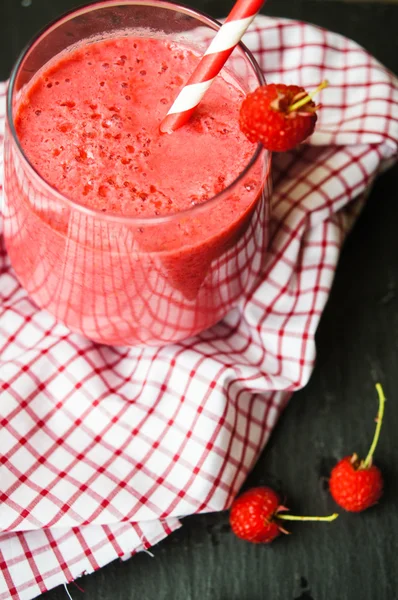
[239,82,326,152]
[229,486,338,544]
[329,383,386,512]
[329,455,383,513]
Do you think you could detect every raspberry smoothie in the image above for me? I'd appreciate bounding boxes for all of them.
[4,33,269,346]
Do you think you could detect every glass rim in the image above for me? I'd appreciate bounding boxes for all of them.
[6,0,268,225]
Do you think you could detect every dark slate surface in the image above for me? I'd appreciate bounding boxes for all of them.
[1,1,398,599]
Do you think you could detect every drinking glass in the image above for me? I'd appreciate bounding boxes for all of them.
[3,0,271,346]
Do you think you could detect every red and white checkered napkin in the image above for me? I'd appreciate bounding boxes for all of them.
[1,15,397,599]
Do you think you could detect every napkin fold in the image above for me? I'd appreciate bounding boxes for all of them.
[1,15,398,600]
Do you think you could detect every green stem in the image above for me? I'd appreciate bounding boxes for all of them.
[278,513,338,523]
[363,383,386,468]
[288,80,329,113]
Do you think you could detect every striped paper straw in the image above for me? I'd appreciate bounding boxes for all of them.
[159,0,266,134]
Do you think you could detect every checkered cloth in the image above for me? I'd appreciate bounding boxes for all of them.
[1,15,397,600]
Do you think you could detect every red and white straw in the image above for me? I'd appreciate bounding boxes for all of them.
[159,0,266,134]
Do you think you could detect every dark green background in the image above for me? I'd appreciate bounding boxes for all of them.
[1,1,397,599]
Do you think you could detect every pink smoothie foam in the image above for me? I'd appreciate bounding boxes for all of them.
[15,36,255,218]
